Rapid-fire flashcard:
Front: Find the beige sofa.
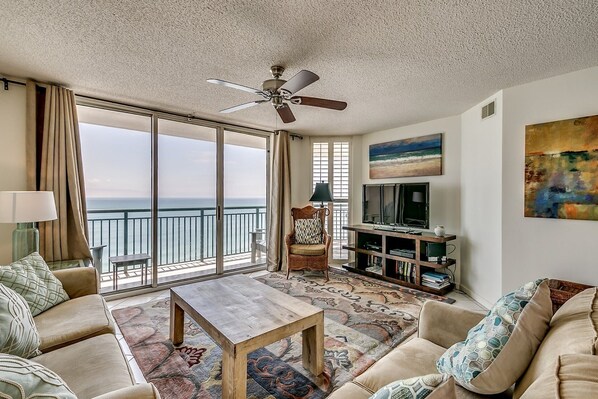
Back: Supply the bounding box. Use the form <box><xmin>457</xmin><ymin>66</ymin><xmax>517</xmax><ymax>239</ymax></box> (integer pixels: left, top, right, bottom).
<box><xmin>28</xmin><ymin>267</ymin><xmax>160</xmax><ymax>399</ymax></box>
<box><xmin>329</xmin><ymin>288</ymin><xmax>598</xmax><ymax>398</ymax></box>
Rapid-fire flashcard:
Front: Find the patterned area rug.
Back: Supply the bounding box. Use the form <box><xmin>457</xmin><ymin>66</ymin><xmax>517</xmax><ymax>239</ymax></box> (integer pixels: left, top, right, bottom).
<box><xmin>112</xmin><ymin>269</ymin><xmax>452</xmax><ymax>398</ymax></box>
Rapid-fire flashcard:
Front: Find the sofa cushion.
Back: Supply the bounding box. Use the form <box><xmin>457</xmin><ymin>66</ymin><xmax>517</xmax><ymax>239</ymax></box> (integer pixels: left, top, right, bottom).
<box><xmin>35</xmin><ymin>293</ymin><xmax>115</xmax><ymax>352</ymax></box>
<box><xmin>328</xmin><ymin>381</ymin><xmax>373</xmax><ymax>399</ymax></box>
<box><xmin>0</xmin><ymin>252</ymin><xmax>69</xmax><ymax>316</ymax></box>
<box><xmin>514</xmin><ymin>287</ymin><xmax>598</xmax><ymax>398</ymax></box>
<box><xmin>289</xmin><ymin>243</ymin><xmax>326</xmax><ymax>256</ymax></box>
<box><xmin>438</xmin><ymin>279</ymin><xmax>552</xmax><ymax>395</ymax></box>
<box><xmin>355</xmin><ymin>337</ymin><xmax>446</xmax><ymax>390</ymax></box>
<box><xmin>519</xmin><ymin>354</ymin><xmax>598</xmax><ymax>398</ymax></box>
<box><xmin>33</xmin><ymin>334</ymin><xmax>134</xmax><ymax>399</ymax></box>
<box><xmin>0</xmin><ymin>353</ymin><xmax>77</xmax><ymax>399</ymax></box>
<box><xmin>295</xmin><ymin>219</ymin><xmax>322</xmax><ymax>244</ymax></box>
<box><xmin>369</xmin><ymin>374</ymin><xmax>456</xmax><ymax>399</ymax></box>
<box><xmin>0</xmin><ymin>283</ymin><xmax>41</xmax><ymax>358</ymax></box>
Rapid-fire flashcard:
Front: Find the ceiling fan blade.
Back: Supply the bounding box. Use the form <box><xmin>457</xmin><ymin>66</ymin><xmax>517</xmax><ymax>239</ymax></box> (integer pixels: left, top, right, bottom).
<box><xmin>279</xmin><ymin>70</ymin><xmax>319</xmax><ymax>96</ymax></box>
<box><xmin>220</xmin><ymin>100</ymin><xmax>268</xmax><ymax>114</ymax></box>
<box><xmin>207</xmin><ymin>78</ymin><xmax>266</xmax><ymax>96</ymax></box>
<box><xmin>276</xmin><ymin>104</ymin><xmax>296</xmax><ymax>123</ymax></box>
<box><xmin>290</xmin><ymin>96</ymin><xmax>347</xmax><ymax>110</ymax></box>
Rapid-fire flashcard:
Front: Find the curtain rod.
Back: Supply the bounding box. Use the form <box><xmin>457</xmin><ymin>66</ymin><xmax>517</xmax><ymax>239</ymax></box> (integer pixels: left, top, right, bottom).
<box><xmin>1</xmin><ymin>77</ymin><xmax>26</xmax><ymax>90</ymax></box>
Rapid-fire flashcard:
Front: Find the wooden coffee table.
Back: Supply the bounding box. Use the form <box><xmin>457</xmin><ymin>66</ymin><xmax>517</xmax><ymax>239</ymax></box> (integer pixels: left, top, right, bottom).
<box><xmin>169</xmin><ymin>274</ymin><xmax>324</xmax><ymax>399</ymax></box>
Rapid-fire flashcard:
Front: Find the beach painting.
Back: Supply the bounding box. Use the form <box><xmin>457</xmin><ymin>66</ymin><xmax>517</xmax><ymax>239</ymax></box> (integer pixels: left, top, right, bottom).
<box><xmin>369</xmin><ymin>133</ymin><xmax>442</xmax><ymax>178</ymax></box>
<box><xmin>525</xmin><ymin>114</ymin><xmax>598</xmax><ymax>220</ymax></box>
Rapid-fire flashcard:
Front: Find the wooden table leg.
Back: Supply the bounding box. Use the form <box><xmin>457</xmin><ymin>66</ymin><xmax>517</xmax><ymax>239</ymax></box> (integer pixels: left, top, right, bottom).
<box><xmin>222</xmin><ymin>347</ymin><xmax>247</xmax><ymax>399</ymax></box>
<box><xmin>302</xmin><ymin>313</ymin><xmax>324</xmax><ymax>376</ymax></box>
<box><xmin>170</xmin><ymin>294</ymin><xmax>185</xmax><ymax>345</ymax></box>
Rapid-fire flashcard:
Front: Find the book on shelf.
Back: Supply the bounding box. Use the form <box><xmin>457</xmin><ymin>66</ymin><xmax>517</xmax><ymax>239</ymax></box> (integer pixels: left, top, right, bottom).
<box><xmin>421</xmin><ymin>271</ymin><xmax>450</xmax><ymax>289</ymax></box>
<box><xmin>396</xmin><ymin>261</ymin><xmax>416</xmax><ymax>278</ymax></box>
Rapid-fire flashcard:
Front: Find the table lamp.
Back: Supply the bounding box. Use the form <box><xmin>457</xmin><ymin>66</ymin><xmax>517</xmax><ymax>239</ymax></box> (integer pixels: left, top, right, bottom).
<box><xmin>0</xmin><ymin>191</ymin><xmax>58</xmax><ymax>261</ymax></box>
<box><xmin>310</xmin><ymin>182</ymin><xmax>334</xmax><ymax>214</ymax></box>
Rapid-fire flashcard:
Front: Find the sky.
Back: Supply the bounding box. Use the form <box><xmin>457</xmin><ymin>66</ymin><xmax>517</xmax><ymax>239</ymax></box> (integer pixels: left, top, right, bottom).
<box><xmin>79</xmin><ymin>123</ymin><xmax>267</xmax><ymax>199</ymax></box>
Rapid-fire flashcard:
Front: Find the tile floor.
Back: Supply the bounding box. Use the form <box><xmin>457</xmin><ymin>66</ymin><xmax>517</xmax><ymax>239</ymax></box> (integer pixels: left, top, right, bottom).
<box><xmin>106</xmin><ymin>270</ymin><xmax>487</xmax><ymax>384</ymax></box>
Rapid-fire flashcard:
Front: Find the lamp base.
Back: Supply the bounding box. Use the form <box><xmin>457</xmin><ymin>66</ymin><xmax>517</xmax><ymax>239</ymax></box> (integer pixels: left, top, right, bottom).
<box><xmin>12</xmin><ymin>222</ymin><xmax>39</xmax><ymax>261</ymax></box>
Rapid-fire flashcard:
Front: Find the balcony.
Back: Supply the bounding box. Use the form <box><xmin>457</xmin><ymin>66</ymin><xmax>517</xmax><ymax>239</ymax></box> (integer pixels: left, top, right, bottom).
<box><xmin>87</xmin><ymin>205</ymin><xmax>267</xmax><ymax>292</ymax></box>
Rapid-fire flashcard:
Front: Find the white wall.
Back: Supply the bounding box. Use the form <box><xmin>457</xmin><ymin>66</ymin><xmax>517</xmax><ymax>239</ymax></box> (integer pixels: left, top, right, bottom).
<box><xmin>501</xmin><ymin>66</ymin><xmax>598</xmax><ymax>292</ymax></box>
<box><xmin>358</xmin><ymin>116</ymin><xmax>463</xmax><ymax>286</ymax></box>
<box><xmin>460</xmin><ymin>92</ymin><xmax>503</xmax><ymax>307</ymax></box>
<box><xmin>0</xmin><ymin>85</ymin><xmax>28</xmax><ymax>264</ymax></box>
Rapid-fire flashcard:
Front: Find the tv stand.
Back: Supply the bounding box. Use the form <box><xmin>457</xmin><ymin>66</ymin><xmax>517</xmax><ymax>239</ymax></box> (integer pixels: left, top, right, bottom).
<box><xmin>342</xmin><ymin>225</ymin><xmax>456</xmax><ymax>295</ymax></box>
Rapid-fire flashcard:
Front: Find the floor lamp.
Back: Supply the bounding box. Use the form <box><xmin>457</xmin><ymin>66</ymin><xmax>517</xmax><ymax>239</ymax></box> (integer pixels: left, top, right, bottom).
<box><xmin>0</xmin><ymin>191</ymin><xmax>58</xmax><ymax>261</ymax></box>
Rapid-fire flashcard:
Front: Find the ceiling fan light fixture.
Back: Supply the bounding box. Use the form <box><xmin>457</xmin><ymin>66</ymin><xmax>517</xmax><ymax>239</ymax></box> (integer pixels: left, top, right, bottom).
<box><xmin>209</xmin><ymin>65</ymin><xmax>346</xmax><ymax>123</ymax></box>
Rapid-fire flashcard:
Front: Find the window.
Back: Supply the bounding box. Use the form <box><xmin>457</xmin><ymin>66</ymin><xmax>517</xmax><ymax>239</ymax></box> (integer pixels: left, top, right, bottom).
<box><xmin>311</xmin><ymin>140</ymin><xmax>350</xmax><ymax>260</ymax></box>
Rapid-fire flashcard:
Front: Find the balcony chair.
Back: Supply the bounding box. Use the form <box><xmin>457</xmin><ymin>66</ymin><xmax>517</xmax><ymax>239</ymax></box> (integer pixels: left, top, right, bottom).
<box><xmin>285</xmin><ymin>205</ymin><xmax>331</xmax><ymax>281</ymax></box>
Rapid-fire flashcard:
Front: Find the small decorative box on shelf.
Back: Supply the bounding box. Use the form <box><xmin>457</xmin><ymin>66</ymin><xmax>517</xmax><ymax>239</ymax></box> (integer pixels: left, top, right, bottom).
<box><xmin>341</xmin><ymin>224</ymin><xmax>457</xmax><ymax>295</ymax></box>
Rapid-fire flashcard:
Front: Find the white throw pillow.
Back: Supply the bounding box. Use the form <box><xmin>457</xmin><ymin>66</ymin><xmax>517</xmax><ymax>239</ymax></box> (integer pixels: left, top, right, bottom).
<box><xmin>0</xmin><ymin>353</ymin><xmax>77</xmax><ymax>398</ymax></box>
<box><xmin>369</xmin><ymin>374</ymin><xmax>455</xmax><ymax>399</ymax></box>
<box><xmin>0</xmin><ymin>252</ymin><xmax>69</xmax><ymax>316</ymax></box>
<box><xmin>0</xmin><ymin>284</ymin><xmax>41</xmax><ymax>358</ymax></box>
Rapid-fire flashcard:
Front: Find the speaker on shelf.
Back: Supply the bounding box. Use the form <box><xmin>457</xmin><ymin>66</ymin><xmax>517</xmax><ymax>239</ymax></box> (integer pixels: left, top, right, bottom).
<box><xmin>426</xmin><ymin>242</ymin><xmax>446</xmax><ymax>258</ymax></box>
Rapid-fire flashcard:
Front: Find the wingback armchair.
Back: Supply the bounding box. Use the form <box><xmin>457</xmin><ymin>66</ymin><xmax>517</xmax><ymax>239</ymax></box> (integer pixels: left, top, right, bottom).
<box><xmin>285</xmin><ymin>205</ymin><xmax>331</xmax><ymax>281</ymax></box>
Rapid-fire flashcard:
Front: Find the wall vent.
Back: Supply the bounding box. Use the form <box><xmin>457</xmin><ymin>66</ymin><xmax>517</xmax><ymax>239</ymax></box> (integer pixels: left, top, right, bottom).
<box><xmin>481</xmin><ymin>101</ymin><xmax>495</xmax><ymax>119</ymax></box>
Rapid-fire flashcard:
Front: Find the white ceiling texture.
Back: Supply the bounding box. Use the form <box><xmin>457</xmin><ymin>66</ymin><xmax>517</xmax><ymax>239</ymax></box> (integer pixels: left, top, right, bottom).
<box><xmin>1</xmin><ymin>1</ymin><xmax>597</xmax><ymax>135</ymax></box>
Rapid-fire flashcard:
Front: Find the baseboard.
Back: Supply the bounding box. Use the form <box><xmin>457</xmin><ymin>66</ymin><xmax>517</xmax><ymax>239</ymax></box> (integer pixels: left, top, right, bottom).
<box><xmin>459</xmin><ymin>284</ymin><xmax>494</xmax><ymax>310</ymax></box>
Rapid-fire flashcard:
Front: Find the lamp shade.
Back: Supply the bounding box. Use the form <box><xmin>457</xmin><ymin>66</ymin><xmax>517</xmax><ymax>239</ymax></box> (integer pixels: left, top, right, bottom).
<box><xmin>0</xmin><ymin>191</ymin><xmax>58</xmax><ymax>223</ymax></box>
<box><xmin>412</xmin><ymin>191</ymin><xmax>425</xmax><ymax>203</ymax></box>
<box><xmin>310</xmin><ymin>182</ymin><xmax>334</xmax><ymax>203</ymax></box>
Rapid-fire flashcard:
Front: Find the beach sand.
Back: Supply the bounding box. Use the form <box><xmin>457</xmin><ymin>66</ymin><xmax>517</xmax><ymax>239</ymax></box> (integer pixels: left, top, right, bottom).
<box><xmin>369</xmin><ymin>157</ymin><xmax>441</xmax><ymax>178</ymax></box>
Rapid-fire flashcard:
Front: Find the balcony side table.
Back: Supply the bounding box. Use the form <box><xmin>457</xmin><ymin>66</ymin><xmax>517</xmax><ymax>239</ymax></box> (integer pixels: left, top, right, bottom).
<box><xmin>109</xmin><ymin>253</ymin><xmax>150</xmax><ymax>290</ymax></box>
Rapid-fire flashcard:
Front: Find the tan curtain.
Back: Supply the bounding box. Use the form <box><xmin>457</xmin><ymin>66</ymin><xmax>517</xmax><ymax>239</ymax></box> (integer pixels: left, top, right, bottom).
<box><xmin>26</xmin><ymin>81</ymin><xmax>92</xmax><ymax>262</ymax></box>
<box><xmin>267</xmin><ymin>130</ymin><xmax>292</xmax><ymax>272</ymax></box>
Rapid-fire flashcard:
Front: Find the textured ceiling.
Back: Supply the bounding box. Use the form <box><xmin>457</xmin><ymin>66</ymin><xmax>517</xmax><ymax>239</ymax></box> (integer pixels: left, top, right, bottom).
<box><xmin>1</xmin><ymin>1</ymin><xmax>597</xmax><ymax>136</ymax></box>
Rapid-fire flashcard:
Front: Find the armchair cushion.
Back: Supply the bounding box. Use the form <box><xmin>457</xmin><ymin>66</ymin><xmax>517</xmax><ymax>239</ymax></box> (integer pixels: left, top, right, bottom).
<box><xmin>289</xmin><ymin>244</ymin><xmax>327</xmax><ymax>256</ymax></box>
<box><xmin>294</xmin><ymin>219</ymin><xmax>323</xmax><ymax>244</ymax></box>
<box><xmin>0</xmin><ymin>252</ymin><xmax>69</xmax><ymax>316</ymax></box>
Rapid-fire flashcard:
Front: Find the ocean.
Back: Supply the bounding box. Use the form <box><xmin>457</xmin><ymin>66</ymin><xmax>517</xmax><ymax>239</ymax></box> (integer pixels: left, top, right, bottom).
<box><xmin>86</xmin><ymin>197</ymin><xmax>267</xmax><ymax>273</ymax></box>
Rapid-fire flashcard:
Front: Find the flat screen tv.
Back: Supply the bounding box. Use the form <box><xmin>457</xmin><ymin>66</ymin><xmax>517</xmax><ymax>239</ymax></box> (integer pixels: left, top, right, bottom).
<box><xmin>362</xmin><ymin>183</ymin><xmax>429</xmax><ymax>229</ymax></box>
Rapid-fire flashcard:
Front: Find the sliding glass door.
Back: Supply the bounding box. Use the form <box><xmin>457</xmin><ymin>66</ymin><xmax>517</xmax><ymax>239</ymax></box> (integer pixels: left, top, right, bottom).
<box><xmin>78</xmin><ymin>101</ymin><xmax>269</xmax><ymax>293</ymax></box>
<box><xmin>223</xmin><ymin>130</ymin><xmax>268</xmax><ymax>271</ymax></box>
<box><xmin>157</xmin><ymin>119</ymin><xmax>217</xmax><ymax>283</ymax></box>
<box><xmin>78</xmin><ymin>105</ymin><xmax>153</xmax><ymax>293</ymax></box>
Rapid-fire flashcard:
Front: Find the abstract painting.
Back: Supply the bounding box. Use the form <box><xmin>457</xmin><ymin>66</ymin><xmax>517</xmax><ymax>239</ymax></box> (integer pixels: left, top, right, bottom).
<box><xmin>369</xmin><ymin>133</ymin><xmax>442</xmax><ymax>178</ymax></box>
<box><xmin>525</xmin><ymin>114</ymin><xmax>598</xmax><ymax>220</ymax></box>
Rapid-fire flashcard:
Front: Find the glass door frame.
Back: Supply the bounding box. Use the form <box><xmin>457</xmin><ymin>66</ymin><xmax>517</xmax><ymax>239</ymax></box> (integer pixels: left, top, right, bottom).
<box><xmin>76</xmin><ymin>96</ymin><xmax>271</xmax><ymax>290</ymax></box>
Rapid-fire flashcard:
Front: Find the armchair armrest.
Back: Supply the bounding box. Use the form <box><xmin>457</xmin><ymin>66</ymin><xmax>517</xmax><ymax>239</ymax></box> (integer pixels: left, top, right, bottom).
<box><xmin>53</xmin><ymin>267</ymin><xmax>100</xmax><ymax>298</ymax></box>
<box><xmin>418</xmin><ymin>301</ymin><xmax>485</xmax><ymax>349</ymax></box>
<box><xmin>285</xmin><ymin>231</ymin><xmax>295</xmax><ymax>248</ymax></box>
<box><xmin>93</xmin><ymin>383</ymin><xmax>161</xmax><ymax>399</ymax></box>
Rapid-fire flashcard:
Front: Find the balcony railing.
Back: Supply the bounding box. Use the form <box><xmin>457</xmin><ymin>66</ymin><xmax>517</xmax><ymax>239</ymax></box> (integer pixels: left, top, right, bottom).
<box><xmin>87</xmin><ymin>206</ymin><xmax>266</xmax><ymax>274</ymax></box>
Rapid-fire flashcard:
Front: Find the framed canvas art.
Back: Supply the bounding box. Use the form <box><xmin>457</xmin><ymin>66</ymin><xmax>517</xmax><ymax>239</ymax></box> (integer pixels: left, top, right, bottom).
<box><xmin>525</xmin><ymin>114</ymin><xmax>598</xmax><ymax>220</ymax></box>
<box><xmin>369</xmin><ymin>133</ymin><xmax>442</xmax><ymax>179</ymax></box>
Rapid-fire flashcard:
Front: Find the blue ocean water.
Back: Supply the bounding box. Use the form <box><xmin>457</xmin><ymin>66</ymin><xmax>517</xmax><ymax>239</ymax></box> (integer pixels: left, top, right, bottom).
<box><xmin>86</xmin><ymin>197</ymin><xmax>267</xmax><ymax>273</ymax></box>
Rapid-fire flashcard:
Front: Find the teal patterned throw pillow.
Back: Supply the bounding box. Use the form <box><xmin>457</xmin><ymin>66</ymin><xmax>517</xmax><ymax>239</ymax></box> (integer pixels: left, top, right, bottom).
<box><xmin>369</xmin><ymin>374</ymin><xmax>455</xmax><ymax>399</ymax></box>
<box><xmin>295</xmin><ymin>219</ymin><xmax>323</xmax><ymax>244</ymax></box>
<box><xmin>0</xmin><ymin>354</ymin><xmax>77</xmax><ymax>399</ymax></box>
<box><xmin>437</xmin><ymin>279</ymin><xmax>552</xmax><ymax>395</ymax></box>
<box><xmin>0</xmin><ymin>284</ymin><xmax>41</xmax><ymax>358</ymax></box>
<box><xmin>0</xmin><ymin>252</ymin><xmax>69</xmax><ymax>316</ymax></box>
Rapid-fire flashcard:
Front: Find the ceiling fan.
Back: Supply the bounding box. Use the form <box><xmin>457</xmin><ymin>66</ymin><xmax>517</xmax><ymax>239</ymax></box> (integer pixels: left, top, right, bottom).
<box><xmin>207</xmin><ymin>65</ymin><xmax>347</xmax><ymax>123</ymax></box>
